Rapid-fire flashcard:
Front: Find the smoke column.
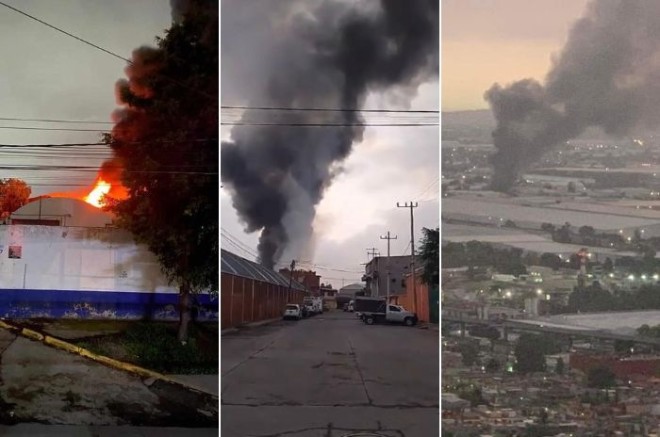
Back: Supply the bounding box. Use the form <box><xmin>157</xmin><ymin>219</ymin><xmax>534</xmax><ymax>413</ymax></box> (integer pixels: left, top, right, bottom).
<box><xmin>221</xmin><ymin>0</ymin><xmax>438</xmax><ymax>269</ymax></box>
<box><xmin>486</xmin><ymin>0</ymin><xmax>660</xmax><ymax>192</ymax></box>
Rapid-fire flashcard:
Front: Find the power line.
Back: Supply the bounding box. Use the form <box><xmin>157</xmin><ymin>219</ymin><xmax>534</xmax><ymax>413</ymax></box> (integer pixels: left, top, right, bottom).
<box><xmin>0</xmin><ymin>138</ymin><xmax>217</xmax><ymax>148</ymax></box>
<box><xmin>414</xmin><ymin>176</ymin><xmax>440</xmax><ymax>201</ymax></box>
<box><xmin>0</xmin><ymin>116</ymin><xmax>112</xmax><ymax>125</ymax></box>
<box><xmin>221</xmin><ymin>122</ymin><xmax>438</xmax><ymax>127</ymax></box>
<box><xmin>0</xmin><ymin>1</ymin><xmax>216</xmax><ymax>101</ymax></box>
<box><xmin>0</xmin><ymin>126</ymin><xmax>108</xmax><ymax>132</ymax></box>
<box><xmin>220</xmin><ymin>228</ymin><xmax>258</xmax><ymax>259</ymax></box>
<box><xmin>221</xmin><ymin>105</ymin><xmax>439</xmax><ymax>114</ymax></box>
<box><xmin>0</xmin><ymin>1</ymin><xmax>131</xmax><ymax>63</ymax></box>
<box><xmin>0</xmin><ymin>165</ymin><xmax>217</xmax><ymax>175</ymax></box>
<box><xmin>293</xmin><ymin>261</ymin><xmax>363</xmax><ymax>273</ymax></box>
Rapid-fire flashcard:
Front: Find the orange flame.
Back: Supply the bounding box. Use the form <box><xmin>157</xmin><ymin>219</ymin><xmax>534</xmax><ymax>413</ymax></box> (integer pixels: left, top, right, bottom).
<box><xmin>84</xmin><ymin>179</ymin><xmax>111</xmax><ymax>208</ymax></box>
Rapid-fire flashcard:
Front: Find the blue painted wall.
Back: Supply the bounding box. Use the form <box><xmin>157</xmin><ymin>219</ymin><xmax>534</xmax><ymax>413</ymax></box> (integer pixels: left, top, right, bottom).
<box><xmin>0</xmin><ymin>288</ymin><xmax>218</xmax><ymax>321</ymax></box>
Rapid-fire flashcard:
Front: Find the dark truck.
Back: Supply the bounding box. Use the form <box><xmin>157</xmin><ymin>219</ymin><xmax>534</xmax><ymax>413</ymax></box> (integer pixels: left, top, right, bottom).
<box><xmin>354</xmin><ymin>296</ymin><xmax>418</xmax><ymax>326</ymax></box>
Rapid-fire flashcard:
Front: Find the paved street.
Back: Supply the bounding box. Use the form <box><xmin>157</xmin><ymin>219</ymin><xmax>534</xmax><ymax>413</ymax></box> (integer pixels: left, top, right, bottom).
<box><xmin>221</xmin><ymin>310</ymin><xmax>439</xmax><ymax>437</ymax></box>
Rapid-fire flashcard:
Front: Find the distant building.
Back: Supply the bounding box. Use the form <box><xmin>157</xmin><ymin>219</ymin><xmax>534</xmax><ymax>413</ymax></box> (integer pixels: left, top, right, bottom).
<box><xmin>363</xmin><ymin>255</ymin><xmax>412</xmax><ymax>298</ymax></box>
<box><xmin>319</xmin><ymin>283</ymin><xmax>337</xmax><ymax>297</ymax></box>
<box><xmin>336</xmin><ymin>282</ymin><xmax>365</xmax><ymax>306</ymax></box>
<box><xmin>279</xmin><ymin>268</ymin><xmax>321</xmax><ymax>295</ymax></box>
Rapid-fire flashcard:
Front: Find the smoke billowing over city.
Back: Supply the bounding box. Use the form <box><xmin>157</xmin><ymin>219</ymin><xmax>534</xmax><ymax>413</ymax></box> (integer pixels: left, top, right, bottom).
<box><xmin>487</xmin><ymin>0</ymin><xmax>660</xmax><ymax>191</ymax></box>
<box><xmin>221</xmin><ymin>0</ymin><xmax>438</xmax><ymax>268</ymax></box>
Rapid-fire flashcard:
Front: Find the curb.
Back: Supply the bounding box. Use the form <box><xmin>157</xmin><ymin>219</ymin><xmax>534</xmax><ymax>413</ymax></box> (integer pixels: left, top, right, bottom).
<box><xmin>0</xmin><ymin>319</ymin><xmax>219</xmax><ymax>402</ymax></box>
<box><xmin>221</xmin><ymin>317</ymin><xmax>281</xmax><ymax>336</ymax></box>
<box><xmin>417</xmin><ymin>323</ymin><xmax>439</xmax><ymax>331</ymax></box>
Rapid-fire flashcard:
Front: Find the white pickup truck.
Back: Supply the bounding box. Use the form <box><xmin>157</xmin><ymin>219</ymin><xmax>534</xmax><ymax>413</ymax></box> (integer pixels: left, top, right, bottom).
<box><xmin>354</xmin><ymin>297</ymin><xmax>418</xmax><ymax>326</ymax></box>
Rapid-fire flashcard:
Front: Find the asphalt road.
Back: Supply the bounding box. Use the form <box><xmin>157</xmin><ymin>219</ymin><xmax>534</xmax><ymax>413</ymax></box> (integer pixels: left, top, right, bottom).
<box><xmin>221</xmin><ymin>310</ymin><xmax>439</xmax><ymax>437</ymax></box>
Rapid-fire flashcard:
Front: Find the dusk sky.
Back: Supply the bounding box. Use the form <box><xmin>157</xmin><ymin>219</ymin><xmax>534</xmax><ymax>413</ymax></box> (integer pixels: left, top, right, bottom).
<box><xmin>443</xmin><ymin>0</ymin><xmax>590</xmax><ymax>111</ymax></box>
<box><xmin>0</xmin><ymin>0</ymin><xmax>171</xmax><ymax>196</ymax></box>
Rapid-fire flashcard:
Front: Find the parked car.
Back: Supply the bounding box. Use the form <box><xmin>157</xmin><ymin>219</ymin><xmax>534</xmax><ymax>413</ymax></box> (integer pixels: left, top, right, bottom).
<box><xmin>283</xmin><ymin>304</ymin><xmax>302</xmax><ymax>320</ymax></box>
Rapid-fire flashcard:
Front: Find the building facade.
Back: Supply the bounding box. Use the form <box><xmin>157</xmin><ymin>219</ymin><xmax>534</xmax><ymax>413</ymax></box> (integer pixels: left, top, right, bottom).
<box><xmin>0</xmin><ymin>198</ymin><xmax>217</xmax><ymax>320</ymax></box>
<box><xmin>279</xmin><ymin>268</ymin><xmax>321</xmax><ymax>295</ymax></box>
<box><xmin>363</xmin><ymin>255</ymin><xmax>413</xmax><ymax>298</ymax></box>
<box><xmin>223</xmin><ymin>250</ymin><xmax>308</xmax><ymax>329</ymax></box>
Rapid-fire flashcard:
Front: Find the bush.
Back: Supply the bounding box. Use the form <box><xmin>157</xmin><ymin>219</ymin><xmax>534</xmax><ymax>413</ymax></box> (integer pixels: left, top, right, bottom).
<box><xmin>122</xmin><ymin>323</ymin><xmax>211</xmax><ymax>374</ymax></box>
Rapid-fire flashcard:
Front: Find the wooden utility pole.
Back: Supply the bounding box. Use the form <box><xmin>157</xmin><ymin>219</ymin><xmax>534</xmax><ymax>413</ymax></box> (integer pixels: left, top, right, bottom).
<box><xmin>380</xmin><ymin>231</ymin><xmax>397</xmax><ymax>306</ymax></box>
<box><xmin>397</xmin><ymin>201</ymin><xmax>418</xmax><ymax>313</ymax></box>
<box><xmin>286</xmin><ymin>259</ymin><xmax>296</xmax><ymax>297</ymax></box>
<box><xmin>366</xmin><ymin>247</ymin><xmax>380</xmax><ymax>297</ymax></box>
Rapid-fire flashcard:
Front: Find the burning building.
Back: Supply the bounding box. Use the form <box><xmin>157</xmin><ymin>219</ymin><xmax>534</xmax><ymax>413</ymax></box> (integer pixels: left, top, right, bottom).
<box><xmin>0</xmin><ymin>195</ymin><xmax>217</xmax><ymax>320</ymax></box>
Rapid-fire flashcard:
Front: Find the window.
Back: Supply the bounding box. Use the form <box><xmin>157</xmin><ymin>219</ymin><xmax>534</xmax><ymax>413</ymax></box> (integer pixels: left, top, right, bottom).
<box><xmin>388</xmin><ymin>305</ymin><xmax>400</xmax><ymax>312</ymax></box>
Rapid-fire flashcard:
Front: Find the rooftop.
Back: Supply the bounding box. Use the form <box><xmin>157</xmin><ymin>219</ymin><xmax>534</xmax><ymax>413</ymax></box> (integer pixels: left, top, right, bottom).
<box><xmin>221</xmin><ymin>249</ymin><xmax>307</xmax><ymax>291</ymax></box>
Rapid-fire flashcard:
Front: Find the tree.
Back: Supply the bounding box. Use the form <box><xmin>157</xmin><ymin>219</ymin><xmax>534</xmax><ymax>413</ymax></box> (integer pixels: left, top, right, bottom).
<box><xmin>540</xmin><ymin>223</ymin><xmax>555</xmax><ymax>234</ymax></box>
<box><xmin>503</xmin><ymin>219</ymin><xmax>517</xmax><ymax>228</ymax></box>
<box><xmin>587</xmin><ymin>365</ymin><xmax>616</xmax><ymax>389</ymax></box>
<box><xmin>107</xmin><ymin>0</ymin><xmax>218</xmax><ymax>342</ymax></box>
<box><xmin>419</xmin><ymin>227</ymin><xmax>439</xmax><ymax>285</ymax></box>
<box><xmin>459</xmin><ymin>341</ymin><xmax>479</xmax><ymax>367</ymax></box>
<box><xmin>540</xmin><ymin>253</ymin><xmax>562</xmax><ymax>270</ymax></box>
<box><xmin>578</xmin><ymin>226</ymin><xmax>596</xmax><ymax>244</ymax></box>
<box><xmin>0</xmin><ymin>179</ymin><xmax>31</xmax><ymax>217</ymax></box>
<box><xmin>486</xmin><ymin>358</ymin><xmax>500</xmax><ymax>373</ymax></box>
<box><xmin>614</xmin><ymin>340</ymin><xmax>635</xmax><ymax>353</ymax></box>
<box><xmin>514</xmin><ymin>333</ymin><xmax>547</xmax><ymax>373</ymax></box>
<box><xmin>554</xmin><ymin>222</ymin><xmax>572</xmax><ymax>243</ymax></box>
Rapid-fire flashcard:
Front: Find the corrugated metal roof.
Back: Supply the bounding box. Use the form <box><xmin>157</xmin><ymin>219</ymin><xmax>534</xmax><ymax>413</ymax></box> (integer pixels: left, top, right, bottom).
<box><xmin>221</xmin><ymin>249</ymin><xmax>308</xmax><ymax>291</ymax></box>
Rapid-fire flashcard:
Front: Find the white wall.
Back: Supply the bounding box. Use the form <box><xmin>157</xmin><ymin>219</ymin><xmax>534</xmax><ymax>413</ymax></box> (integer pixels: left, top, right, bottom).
<box><xmin>0</xmin><ymin>225</ymin><xmax>177</xmax><ymax>293</ymax></box>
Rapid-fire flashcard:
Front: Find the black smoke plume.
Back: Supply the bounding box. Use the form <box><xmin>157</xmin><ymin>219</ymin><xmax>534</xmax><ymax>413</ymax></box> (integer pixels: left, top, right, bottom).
<box><xmin>221</xmin><ymin>0</ymin><xmax>438</xmax><ymax>269</ymax></box>
<box><xmin>487</xmin><ymin>0</ymin><xmax>660</xmax><ymax>192</ymax></box>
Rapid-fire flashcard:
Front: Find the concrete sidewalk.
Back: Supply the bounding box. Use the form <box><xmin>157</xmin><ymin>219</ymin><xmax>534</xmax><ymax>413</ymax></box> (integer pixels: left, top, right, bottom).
<box><xmin>0</xmin><ymin>424</ymin><xmax>218</xmax><ymax>436</ymax></box>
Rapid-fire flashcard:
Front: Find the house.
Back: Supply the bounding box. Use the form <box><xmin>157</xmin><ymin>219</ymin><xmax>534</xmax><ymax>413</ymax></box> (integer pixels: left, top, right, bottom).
<box><xmin>363</xmin><ymin>255</ymin><xmax>412</xmax><ymax>297</ymax></box>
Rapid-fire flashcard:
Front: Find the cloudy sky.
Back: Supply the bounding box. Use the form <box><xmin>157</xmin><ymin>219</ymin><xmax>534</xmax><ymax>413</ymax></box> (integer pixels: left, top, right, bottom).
<box><xmin>221</xmin><ymin>0</ymin><xmax>439</xmax><ymax>289</ymax></box>
<box><xmin>0</xmin><ymin>0</ymin><xmax>172</xmax><ymax>196</ymax></box>
<box><xmin>443</xmin><ymin>0</ymin><xmax>590</xmax><ymax>111</ymax></box>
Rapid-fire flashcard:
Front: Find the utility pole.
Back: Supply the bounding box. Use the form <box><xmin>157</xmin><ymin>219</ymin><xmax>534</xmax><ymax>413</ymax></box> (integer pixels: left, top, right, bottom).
<box><xmin>397</xmin><ymin>201</ymin><xmax>418</xmax><ymax>313</ymax></box>
<box><xmin>380</xmin><ymin>231</ymin><xmax>397</xmax><ymax>307</ymax></box>
<box><xmin>286</xmin><ymin>259</ymin><xmax>296</xmax><ymax>295</ymax></box>
<box><xmin>366</xmin><ymin>247</ymin><xmax>380</xmax><ymax>297</ymax></box>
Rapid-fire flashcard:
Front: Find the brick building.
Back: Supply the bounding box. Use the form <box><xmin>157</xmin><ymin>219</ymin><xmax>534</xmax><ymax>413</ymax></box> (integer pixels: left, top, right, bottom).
<box><xmin>278</xmin><ymin>268</ymin><xmax>321</xmax><ymax>295</ymax></box>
